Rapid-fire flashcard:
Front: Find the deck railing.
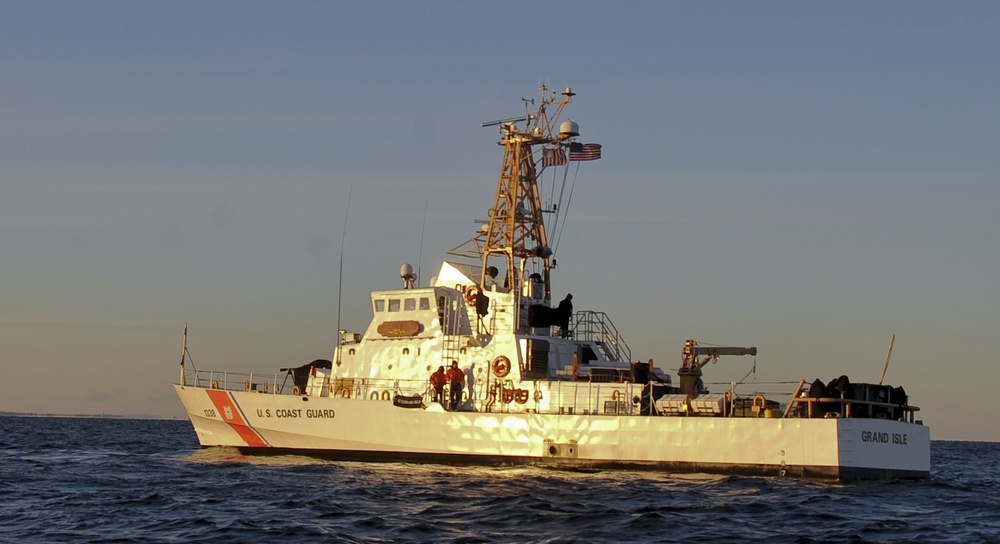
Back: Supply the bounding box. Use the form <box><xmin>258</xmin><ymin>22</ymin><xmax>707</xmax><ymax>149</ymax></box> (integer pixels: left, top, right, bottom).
<box><xmin>181</xmin><ymin>368</ymin><xmax>920</xmax><ymax>423</ymax></box>
<box><xmin>572</xmin><ymin>310</ymin><xmax>631</xmax><ymax>362</ymax></box>
<box><xmin>182</xmin><ymin>368</ymin><xmax>283</xmax><ymax>394</ymax></box>
<box><xmin>784</xmin><ymin>395</ymin><xmax>921</xmax><ymax>423</ymax></box>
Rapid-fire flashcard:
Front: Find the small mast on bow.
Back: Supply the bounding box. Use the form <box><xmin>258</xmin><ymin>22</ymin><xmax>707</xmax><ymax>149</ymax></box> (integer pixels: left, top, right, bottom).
<box><xmin>448</xmin><ymin>85</ymin><xmax>581</xmax><ymax>301</ymax></box>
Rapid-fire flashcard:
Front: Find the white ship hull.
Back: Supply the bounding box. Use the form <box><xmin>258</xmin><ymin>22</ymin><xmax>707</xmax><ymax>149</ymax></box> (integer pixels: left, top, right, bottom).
<box><xmin>174</xmin><ymin>384</ymin><xmax>930</xmax><ymax>481</ymax></box>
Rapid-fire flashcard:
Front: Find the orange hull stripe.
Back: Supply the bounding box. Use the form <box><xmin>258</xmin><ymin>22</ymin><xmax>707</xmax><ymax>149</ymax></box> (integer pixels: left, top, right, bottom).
<box><xmin>206</xmin><ymin>389</ymin><xmax>269</xmax><ymax>447</ymax></box>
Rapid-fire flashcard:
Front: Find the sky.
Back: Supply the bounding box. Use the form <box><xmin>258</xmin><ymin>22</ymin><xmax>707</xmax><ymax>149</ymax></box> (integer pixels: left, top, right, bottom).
<box><xmin>1</xmin><ymin>1</ymin><xmax>998</xmax><ymax>441</ymax></box>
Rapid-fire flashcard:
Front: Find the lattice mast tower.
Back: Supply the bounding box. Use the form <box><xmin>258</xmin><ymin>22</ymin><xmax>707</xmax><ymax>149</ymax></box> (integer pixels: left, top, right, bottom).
<box><xmin>448</xmin><ymin>85</ymin><xmax>579</xmax><ymax>302</ymax></box>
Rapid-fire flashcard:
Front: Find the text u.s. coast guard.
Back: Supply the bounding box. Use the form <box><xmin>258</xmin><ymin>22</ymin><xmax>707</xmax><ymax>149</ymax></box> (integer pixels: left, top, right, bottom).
<box><xmin>255</xmin><ymin>408</ymin><xmax>336</xmax><ymax>419</ymax></box>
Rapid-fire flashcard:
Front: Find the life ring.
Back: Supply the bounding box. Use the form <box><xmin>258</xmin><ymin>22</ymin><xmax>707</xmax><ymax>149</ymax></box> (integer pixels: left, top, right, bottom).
<box><xmin>501</xmin><ymin>389</ymin><xmax>515</xmax><ymax>404</ymax></box>
<box><xmin>382</xmin><ymin>390</ymin><xmax>391</xmax><ymax>401</ymax></box>
<box><xmin>492</xmin><ymin>356</ymin><xmax>511</xmax><ymax>378</ymax></box>
<box><xmin>465</xmin><ymin>288</ymin><xmax>479</xmax><ymax>306</ymax></box>
<box><xmin>514</xmin><ymin>389</ymin><xmax>529</xmax><ymax>404</ymax></box>
<box><xmin>292</xmin><ymin>386</ymin><xmax>302</xmax><ymax>396</ymax></box>
<box><xmin>210</xmin><ymin>380</ymin><xmax>220</xmax><ymax>390</ymax></box>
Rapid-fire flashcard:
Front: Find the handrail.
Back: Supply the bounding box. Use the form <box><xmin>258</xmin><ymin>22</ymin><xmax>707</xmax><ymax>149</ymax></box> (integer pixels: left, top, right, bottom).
<box><xmin>183</xmin><ymin>369</ymin><xmax>283</xmax><ymax>393</ymax></box>
<box><xmin>181</xmin><ymin>367</ymin><xmax>920</xmax><ymax>424</ymax></box>
<box><xmin>572</xmin><ymin>310</ymin><xmax>631</xmax><ymax>362</ymax></box>
<box><xmin>787</xmin><ymin>396</ymin><xmax>920</xmax><ymax>423</ymax></box>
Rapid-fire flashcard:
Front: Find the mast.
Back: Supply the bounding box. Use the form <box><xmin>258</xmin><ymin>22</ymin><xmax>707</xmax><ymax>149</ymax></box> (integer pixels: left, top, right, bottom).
<box><xmin>448</xmin><ymin>85</ymin><xmax>578</xmax><ymax>301</ymax></box>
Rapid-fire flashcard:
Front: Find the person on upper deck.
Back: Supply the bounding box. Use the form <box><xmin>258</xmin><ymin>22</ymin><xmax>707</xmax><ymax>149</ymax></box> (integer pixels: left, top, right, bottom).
<box><xmin>557</xmin><ymin>293</ymin><xmax>573</xmax><ymax>337</ymax></box>
<box><xmin>446</xmin><ymin>360</ymin><xmax>465</xmax><ymax>411</ymax></box>
<box><xmin>429</xmin><ymin>366</ymin><xmax>447</xmax><ymax>406</ymax></box>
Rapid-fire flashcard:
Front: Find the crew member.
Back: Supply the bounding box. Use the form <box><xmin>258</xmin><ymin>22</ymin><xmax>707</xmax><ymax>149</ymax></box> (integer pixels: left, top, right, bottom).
<box><xmin>446</xmin><ymin>360</ymin><xmax>465</xmax><ymax>411</ymax></box>
<box><xmin>557</xmin><ymin>293</ymin><xmax>573</xmax><ymax>337</ymax></box>
<box><xmin>429</xmin><ymin>366</ymin><xmax>447</xmax><ymax>405</ymax></box>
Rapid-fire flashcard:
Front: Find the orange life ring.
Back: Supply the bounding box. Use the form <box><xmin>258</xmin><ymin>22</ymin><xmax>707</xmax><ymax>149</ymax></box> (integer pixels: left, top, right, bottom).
<box><xmin>492</xmin><ymin>356</ymin><xmax>511</xmax><ymax>378</ymax></box>
<box><xmin>465</xmin><ymin>288</ymin><xmax>479</xmax><ymax>306</ymax></box>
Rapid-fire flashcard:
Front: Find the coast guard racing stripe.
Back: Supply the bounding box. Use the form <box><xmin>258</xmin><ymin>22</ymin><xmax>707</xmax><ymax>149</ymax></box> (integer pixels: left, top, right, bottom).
<box><xmin>205</xmin><ymin>390</ymin><xmax>269</xmax><ymax>447</ymax></box>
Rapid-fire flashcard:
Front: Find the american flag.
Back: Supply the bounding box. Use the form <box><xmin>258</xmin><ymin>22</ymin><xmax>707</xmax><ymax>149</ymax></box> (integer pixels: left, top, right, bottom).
<box><xmin>541</xmin><ymin>148</ymin><xmax>567</xmax><ymax>167</ymax></box>
<box><xmin>569</xmin><ymin>143</ymin><xmax>602</xmax><ymax>161</ymax></box>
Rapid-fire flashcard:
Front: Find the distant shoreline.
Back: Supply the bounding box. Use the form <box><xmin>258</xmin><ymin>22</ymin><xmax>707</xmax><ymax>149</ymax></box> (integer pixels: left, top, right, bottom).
<box><xmin>0</xmin><ymin>411</ymin><xmax>175</xmax><ymax>420</ymax></box>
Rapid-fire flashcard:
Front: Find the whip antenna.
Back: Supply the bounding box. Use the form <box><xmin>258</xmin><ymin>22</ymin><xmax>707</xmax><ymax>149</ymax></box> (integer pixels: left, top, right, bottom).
<box><xmin>418</xmin><ymin>198</ymin><xmax>428</xmax><ymax>288</ymax></box>
<box><xmin>879</xmin><ymin>333</ymin><xmax>895</xmax><ymax>385</ymax></box>
<box><xmin>334</xmin><ymin>185</ymin><xmax>353</xmax><ymax>365</ymax></box>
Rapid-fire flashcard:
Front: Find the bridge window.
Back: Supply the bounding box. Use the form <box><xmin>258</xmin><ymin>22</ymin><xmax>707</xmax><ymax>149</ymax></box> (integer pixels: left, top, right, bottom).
<box><xmin>388</xmin><ymin>299</ymin><xmax>401</xmax><ymax>312</ymax></box>
<box><xmin>404</xmin><ymin>298</ymin><xmax>416</xmax><ymax>311</ymax></box>
<box><xmin>374</xmin><ymin>300</ymin><xmax>385</xmax><ymax>312</ymax></box>
<box><xmin>420</xmin><ymin>298</ymin><xmax>431</xmax><ymax>310</ymax></box>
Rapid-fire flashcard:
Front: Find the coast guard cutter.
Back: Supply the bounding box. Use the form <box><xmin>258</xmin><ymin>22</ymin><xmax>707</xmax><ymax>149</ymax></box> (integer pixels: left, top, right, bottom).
<box><xmin>174</xmin><ymin>85</ymin><xmax>930</xmax><ymax>481</ymax></box>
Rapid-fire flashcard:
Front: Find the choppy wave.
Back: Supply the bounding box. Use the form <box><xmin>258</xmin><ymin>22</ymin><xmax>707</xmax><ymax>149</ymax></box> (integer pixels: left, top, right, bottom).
<box><xmin>1</xmin><ymin>416</ymin><xmax>997</xmax><ymax>543</ymax></box>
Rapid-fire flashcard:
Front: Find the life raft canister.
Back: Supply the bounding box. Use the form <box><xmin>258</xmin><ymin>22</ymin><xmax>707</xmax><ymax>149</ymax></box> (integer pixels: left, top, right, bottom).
<box><xmin>492</xmin><ymin>356</ymin><xmax>511</xmax><ymax>378</ymax></box>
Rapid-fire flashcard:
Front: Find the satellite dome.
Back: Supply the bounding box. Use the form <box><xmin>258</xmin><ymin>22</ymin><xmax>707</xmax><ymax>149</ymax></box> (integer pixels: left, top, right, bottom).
<box><xmin>400</xmin><ymin>263</ymin><xmax>417</xmax><ymax>288</ymax></box>
<box><xmin>558</xmin><ymin>119</ymin><xmax>580</xmax><ymax>140</ymax></box>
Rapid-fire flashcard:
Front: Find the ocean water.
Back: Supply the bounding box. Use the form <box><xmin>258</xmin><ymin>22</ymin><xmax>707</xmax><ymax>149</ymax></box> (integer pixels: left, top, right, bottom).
<box><xmin>0</xmin><ymin>416</ymin><xmax>997</xmax><ymax>544</ymax></box>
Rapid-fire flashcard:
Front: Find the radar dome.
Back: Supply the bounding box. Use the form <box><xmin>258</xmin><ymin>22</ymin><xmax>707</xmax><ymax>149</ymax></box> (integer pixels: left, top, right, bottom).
<box><xmin>400</xmin><ymin>263</ymin><xmax>417</xmax><ymax>289</ymax></box>
<box><xmin>558</xmin><ymin>119</ymin><xmax>579</xmax><ymax>140</ymax></box>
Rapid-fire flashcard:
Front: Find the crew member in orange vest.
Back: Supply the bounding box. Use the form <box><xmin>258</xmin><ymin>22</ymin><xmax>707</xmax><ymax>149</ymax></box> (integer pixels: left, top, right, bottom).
<box><xmin>429</xmin><ymin>366</ymin><xmax>446</xmax><ymax>406</ymax></box>
<box><xmin>446</xmin><ymin>360</ymin><xmax>465</xmax><ymax>411</ymax></box>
